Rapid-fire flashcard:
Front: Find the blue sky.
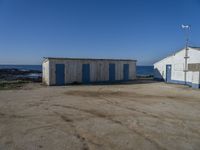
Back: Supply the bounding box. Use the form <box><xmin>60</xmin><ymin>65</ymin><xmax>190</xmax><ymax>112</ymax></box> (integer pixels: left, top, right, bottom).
<box><xmin>0</xmin><ymin>0</ymin><xmax>199</xmax><ymax>65</ymax></box>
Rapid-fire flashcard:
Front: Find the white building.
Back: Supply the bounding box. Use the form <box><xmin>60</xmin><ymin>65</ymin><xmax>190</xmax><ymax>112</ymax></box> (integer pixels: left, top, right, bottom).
<box><xmin>43</xmin><ymin>57</ymin><xmax>136</xmax><ymax>85</ymax></box>
<box><xmin>154</xmin><ymin>47</ymin><xmax>200</xmax><ymax>89</ymax></box>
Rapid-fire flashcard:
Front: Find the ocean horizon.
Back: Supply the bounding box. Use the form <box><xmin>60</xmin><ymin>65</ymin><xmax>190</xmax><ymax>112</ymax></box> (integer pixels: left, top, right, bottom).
<box><xmin>0</xmin><ymin>65</ymin><xmax>154</xmax><ymax>76</ymax></box>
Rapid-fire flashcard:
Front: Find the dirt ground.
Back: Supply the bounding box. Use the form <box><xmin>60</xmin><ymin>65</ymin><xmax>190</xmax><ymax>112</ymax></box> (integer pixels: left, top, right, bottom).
<box><xmin>0</xmin><ymin>80</ymin><xmax>200</xmax><ymax>150</ymax></box>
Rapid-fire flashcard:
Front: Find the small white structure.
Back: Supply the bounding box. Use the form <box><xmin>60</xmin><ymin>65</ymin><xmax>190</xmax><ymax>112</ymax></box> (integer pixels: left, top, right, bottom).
<box><xmin>154</xmin><ymin>47</ymin><xmax>200</xmax><ymax>89</ymax></box>
<box><xmin>43</xmin><ymin>57</ymin><xmax>136</xmax><ymax>85</ymax></box>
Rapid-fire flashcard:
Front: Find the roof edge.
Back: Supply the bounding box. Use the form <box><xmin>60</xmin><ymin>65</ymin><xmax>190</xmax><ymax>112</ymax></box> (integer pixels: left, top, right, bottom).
<box><xmin>189</xmin><ymin>46</ymin><xmax>200</xmax><ymax>50</ymax></box>
<box><xmin>154</xmin><ymin>46</ymin><xmax>200</xmax><ymax>65</ymax></box>
<box><xmin>43</xmin><ymin>57</ymin><xmax>137</xmax><ymax>62</ymax></box>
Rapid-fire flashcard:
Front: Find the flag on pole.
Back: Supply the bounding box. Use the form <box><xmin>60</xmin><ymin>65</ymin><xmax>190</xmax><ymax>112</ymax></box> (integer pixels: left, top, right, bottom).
<box><xmin>181</xmin><ymin>24</ymin><xmax>191</xmax><ymax>29</ymax></box>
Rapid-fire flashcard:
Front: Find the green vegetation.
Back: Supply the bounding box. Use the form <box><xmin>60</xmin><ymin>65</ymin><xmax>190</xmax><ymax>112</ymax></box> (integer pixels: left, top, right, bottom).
<box><xmin>0</xmin><ymin>80</ymin><xmax>30</xmax><ymax>90</ymax></box>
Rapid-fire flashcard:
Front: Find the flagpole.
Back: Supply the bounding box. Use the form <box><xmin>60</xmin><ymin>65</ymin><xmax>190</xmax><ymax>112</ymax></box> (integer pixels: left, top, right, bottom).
<box><xmin>182</xmin><ymin>25</ymin><xmax>190</xmax><ymax>85</ymax></box>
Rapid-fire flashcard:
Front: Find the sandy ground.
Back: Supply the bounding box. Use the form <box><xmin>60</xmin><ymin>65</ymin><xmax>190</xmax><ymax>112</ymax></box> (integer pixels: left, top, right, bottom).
<box><xmin>0</xmin><ymin>80</ymin><xmax>200</xmax><ymax>150</ymax></box>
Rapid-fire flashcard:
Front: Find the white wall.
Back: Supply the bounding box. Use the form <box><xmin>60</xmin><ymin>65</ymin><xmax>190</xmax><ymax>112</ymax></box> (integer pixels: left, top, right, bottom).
<box><xmin>154</xmin><ymin>55</ymin><xmax>174</xmax><ymax>80</ymax></box>
<box><xmin>191</xmin><ymin>72</ymin><xmax>200</xmax><ymax>88</ymax></box>
<box><xmin>42</xmin><ymin>60</ymin><xmax>50</xmax><ymax>85</ymax></box>
<box><xmin>192</xmin><ymin>72</ymin><xmax>200</xmax><ymax>84</ymax></box>
<box><xmin>43</xmin><ymin>59</ymin><xmax>136</xmax><ymax>85</ymax></box>
<box><xmin>188</xmin><ymin>48</ymin><xmax>200</xmax><ymax>64</ymax></box>
<box><xmin>154</xmin><ymin>47</ymin><xmax>200</xmax><ymax>84</ymax></box>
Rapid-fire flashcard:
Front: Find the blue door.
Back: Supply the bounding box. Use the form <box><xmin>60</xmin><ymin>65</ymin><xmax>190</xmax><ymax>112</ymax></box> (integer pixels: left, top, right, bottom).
<box><xmin>56</xmin><ymin>64</ymin><xmax>65</xmax><ymax>85</ymax></box>
<box><xmin>82</xmin><ymin>64</ymin><xmax>90</xmax><ymax>83</ymax></box>
<box><xmin>166</xmin><ymin>64</ymin><xmax>172</xmax><ymax>83</ymax></box>
<box><xmin>123</xmin><ymin>64</ymin><xmax>129</xmax><ymax>81</ymax></box>
<box><xmin>109</xmin><ymin>64</ymin><xmax>115</xmax><ymax>82</ymax></box>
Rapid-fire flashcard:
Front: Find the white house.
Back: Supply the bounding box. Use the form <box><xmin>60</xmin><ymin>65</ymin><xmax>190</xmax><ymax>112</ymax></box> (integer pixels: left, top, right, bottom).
<box><xmin>154</xmin><ymin>47</ymin><xmax>200</xmax><ymax>89</ymax></box>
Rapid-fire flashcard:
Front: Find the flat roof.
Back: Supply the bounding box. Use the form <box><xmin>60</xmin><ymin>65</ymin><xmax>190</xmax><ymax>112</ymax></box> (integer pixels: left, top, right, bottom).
<box><xmin>44</xmin><ymin>57</ymin><xmax>137</xmax><ymax>62</ymax></box>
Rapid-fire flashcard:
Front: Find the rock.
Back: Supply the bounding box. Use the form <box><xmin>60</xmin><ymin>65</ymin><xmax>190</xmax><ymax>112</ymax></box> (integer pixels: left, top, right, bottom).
<box><xmin>0</xmin><ymin>68</ymin><xmax>42</xmax><ymax>82</ymax></box>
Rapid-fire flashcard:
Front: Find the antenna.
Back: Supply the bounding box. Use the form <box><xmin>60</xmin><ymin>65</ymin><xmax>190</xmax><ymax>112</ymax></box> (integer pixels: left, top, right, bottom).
<box><xmin>181</xmin><ymin>24</ymin><xmax>191</xmax><ymax>48</ymax></box>
<box><xmin>181</xmin><ymin>24</ymin><xmax>191</xmax><ymax>84</ymax></box>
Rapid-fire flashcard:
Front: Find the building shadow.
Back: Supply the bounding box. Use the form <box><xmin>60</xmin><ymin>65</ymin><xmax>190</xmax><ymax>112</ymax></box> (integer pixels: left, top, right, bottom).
<box><xmin>154</xmin><ymin>68</ymin><xmax>164</xmax><ymax>81</ymax></box>
<box><xmin>67</xmin><ymin>78</ymin><xmax>163</xmax><ymax>86</ymax></box>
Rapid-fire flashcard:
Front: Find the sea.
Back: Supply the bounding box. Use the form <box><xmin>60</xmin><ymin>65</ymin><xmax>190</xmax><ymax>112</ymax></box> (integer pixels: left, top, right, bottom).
<box><xmin>137</xmin><ymin>66</ymin><xmax>154</xmax><ymax>76</ymax></box>
<box><xmin>0</xmin><ymin>65</ymin><xmax>42</xmax><ymax>71</ymax></box>
<box><xmin>0</xmin><ymin>65</ymin><xmax>154</xmax><ymax>76</ymax></box>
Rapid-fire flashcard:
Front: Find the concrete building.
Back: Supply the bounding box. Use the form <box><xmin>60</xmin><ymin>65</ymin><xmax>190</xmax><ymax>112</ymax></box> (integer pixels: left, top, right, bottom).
<box><xmin>154</xmin><ymin>47</ymin><xmax>200</xmax><ymax>89</ymax></box>
<box><xmin>42</xmin><ymin>57</ymin><xmax>136</xmax><ymax>85</ymax></box>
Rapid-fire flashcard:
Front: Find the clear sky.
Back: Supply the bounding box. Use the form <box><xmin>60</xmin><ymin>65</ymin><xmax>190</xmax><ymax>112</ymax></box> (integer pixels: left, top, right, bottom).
<box><xmin>0</xmin><ymin>0</ymin><xmax>199</xmax><ymax>65</ymax></box>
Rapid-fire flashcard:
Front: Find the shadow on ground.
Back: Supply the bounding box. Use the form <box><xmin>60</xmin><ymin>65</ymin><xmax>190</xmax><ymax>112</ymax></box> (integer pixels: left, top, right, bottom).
<box><xmin>64</xmin><ymin>78</ymin><xmax>163</xmax><ymax>86</ymax></box>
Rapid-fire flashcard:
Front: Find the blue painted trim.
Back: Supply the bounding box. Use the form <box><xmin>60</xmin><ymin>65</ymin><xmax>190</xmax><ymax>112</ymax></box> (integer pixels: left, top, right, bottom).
<box><xmin>55</xmin><ymin>64</ymin><xmax>65</xmax><ymax>85</ymax></box>
<box><xmin>192</xmin><ymin>83</ymin><xmax>200</xmax><ymax>89</ymax></box>
<box><xmin>167</xmin><ymin>79</ymin><xmax>200</xmax><ymax>89</ymax></box>
<box><xmin>123</xmin><ymin>64</ymin><xmax>129</xmax><ymax>81</ymax></box>
<box><xmin>109</xmin><ymin>64</ymin><xmax>116</xmax><ymax>82</ymax></box>
<box><xmin>154</xmin><ymin>77</ymin><xmax>200</xmax><ymax>89</ymax></box>
<box><xmin>82</xmin><ymin>64</ymin><xmax>90</xmax><ymax>83</ymax></box>
<box><xmin>166</xmin><ymin>64</ymin><xmax>172</xmax><ymax>83</ymax></box>
<box><xmin>169</xmin><ymin>80</ymin><xmax>186</xmax><ymax>85</ymax></box>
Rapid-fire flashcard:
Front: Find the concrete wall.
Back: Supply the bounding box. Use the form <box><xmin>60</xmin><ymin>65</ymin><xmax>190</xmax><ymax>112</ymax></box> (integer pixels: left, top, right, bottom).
<box><xmin>43</xmin><ymin>59</ymin><xmax>136</xmax><ymax>85</ymax></box>
<box><xmin>191</xmin><ymin>71</ymin><xmax>200</xmax><ymax>89</ymax></box>
<box><xmin>42</xmin><ymin>60</ymin><xmax>50</xmax><ymax>85</ymax></box>
<box><xmin>154</xmin><ymin>47</ymin><xmax>200</xmax><ymax>88</ymax></box>
<box><xmin>154</xmin><ymin>56</ymin><xmax>173</xmax><ymax>80</ymax></box>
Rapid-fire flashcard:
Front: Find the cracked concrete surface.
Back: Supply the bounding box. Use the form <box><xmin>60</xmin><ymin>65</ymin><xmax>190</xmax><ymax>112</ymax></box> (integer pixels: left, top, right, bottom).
<box><xmin>0</xmin><ymin>81</ymin><xmax>200</xmax><ymax>150</ymax></box>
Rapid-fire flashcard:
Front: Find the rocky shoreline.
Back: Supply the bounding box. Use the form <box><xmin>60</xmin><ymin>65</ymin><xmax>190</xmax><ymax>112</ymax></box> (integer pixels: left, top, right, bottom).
<box><xmin>0</xmin><ymin>68</ymin><xmax>42</xmax><ymax>81</ymax></box>
<box><xmin>0</xmin><ymin>68</ymin><xmax>42</xmax><ymax>90</ymax></box>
